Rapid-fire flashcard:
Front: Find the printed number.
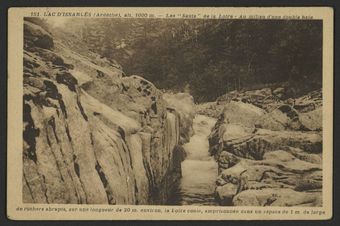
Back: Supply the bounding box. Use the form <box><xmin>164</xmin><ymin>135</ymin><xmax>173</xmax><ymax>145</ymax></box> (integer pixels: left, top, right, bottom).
<box><xmin>136</xmin><ymin>13</ymin><xmax>148</xmax><ymax>18</ymax></box>
<box><xmin>31</xmin><ymin>12</ymin><xmax>39</xmax><ymax>17</ymax></box>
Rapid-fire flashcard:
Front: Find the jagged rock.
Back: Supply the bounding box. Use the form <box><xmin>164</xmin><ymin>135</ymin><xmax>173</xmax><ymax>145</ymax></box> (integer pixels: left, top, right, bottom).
<box><xmin>210</xmin><ymin>90</ymin><xmax>323</xmax><ymax>207</ymax></box>
<box><xmin>256</xmin><ymin>104</ymin><xmax>322</xmax><ymax>132</ymax></box>
<box><xmin>76</xmin><ymin>64</ymin><xmax>185</xmax><ymax>204</ymax></box>
<box><xmin>233</xmin><ymin>188</ymin><xmax>321</xmax><ymax>206</ymax></box>
<box><xmin>209</xmin><ymin>103</ymin><xmax>322</xmax><ymax>159</ymax></box>
<box><xmin>81</xmin><ymin>91</ymin><xmax>141</xmax><ymax>134</ymax></box>
<box><xmin>215</xmin><ymin>88</ymin><xmax>322</xmax><ymax>116</ymax></box>
<box><xmin>256</xmin><ymin>104</ymin><xmax>303</xmax><ymax>131</ymax></box>
<box><xmin>284</xmin><ymin>146</ymin><xmax>322</xmax><ymax>164</ymax></box>
<box><xmin>24</xmin><ymin>21</ymin><xmax>54</xmax><ymax>50</ymax></box>
<box><xmin>299</xmin><ymin>107</ymin><xmax>322</xmax><ymax>131</ymax></box>
<box><xmin>273</xmin><ymin>87</ymin><xmax>285</xmax><ymax>98</ymax></box>
<box><xmin>225</xmin><ymin>129</ymin><xmax>321</xmax><ymax>159</ymax></box>
<box><xmin>217</xmin><ymin>151</ymin><xmax>241</xmax><ymax>173</ymax></box>
<box><xmin>294</xmin><ymin>89</ymin><xmax>322</xmax><ymax>113</ymax></box>
<box><xmin>163</xmin><ymin>93</ymin><xmax>195</xmax><ymax>144</ymax></box>
<box><xmin>216</xmin><ymin>88</ymin><xmax>272</xmax><ymax>106</ymax></box>
<box><xmin>195</xmin><ymin>101</ymin><xmax>224</xmax><ymax>118</ymax></box>
<box><xmin>215</xmin><ymin>183</ymin><xmax>238</xmax><ymax>206</ymax></box>
<box><xmin>22</xmin><ymin>20</ymin><xmax>191</xmax><ymax>205</ymax></box>
<box><xmin>215</xmin><ymin>150</ymin><xmax>322</xmax><ymax>206</ymax></box>
<box><xmin>215</xmin><ymin>88</ymin><xmax>286</xmax><ymax>112</ymax></box>
<box><xmin>207</xmin><ymin>102</ymin><xmax>260</xmax><ymax>156</ymax></box>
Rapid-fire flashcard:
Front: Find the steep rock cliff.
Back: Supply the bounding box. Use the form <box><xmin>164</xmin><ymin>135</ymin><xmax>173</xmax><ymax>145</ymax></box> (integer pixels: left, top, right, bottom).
<box><xmin>23</xmin><ymin>20</ymin><xmax>193</xmax><ymax>205</ymax></box>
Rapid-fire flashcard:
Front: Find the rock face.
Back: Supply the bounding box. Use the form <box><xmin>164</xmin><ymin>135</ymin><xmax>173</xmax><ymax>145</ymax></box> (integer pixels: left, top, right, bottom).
<box><xmin>209</xmin><ymin>89</ymin><xmax>322</xmax><ymax>206</ymax></box>
<box><xmin>23</xmin><ymin>20</ymin><xmax>193</xmax><ymax>204</ymax></box>
<box><xmin>195</xmin><ymin>101</ymin><xmax>225</xmax><ymax>118</ymax></box>
<box><xmin>163</xmin><ymin>93</ymin><xmax>195</xmax><ymax>144</ymax></box>
<box><xmin>216</xmin><ymin>88</ymin><xmax>276</xmax><ymax>111</ymax></box>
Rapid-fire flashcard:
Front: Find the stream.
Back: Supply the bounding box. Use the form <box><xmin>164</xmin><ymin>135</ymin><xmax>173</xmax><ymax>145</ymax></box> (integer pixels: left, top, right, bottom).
<box><xmin>169</xmin><ymin>115</ymin><xmax>218</xmax><ymax>206</ymax></box>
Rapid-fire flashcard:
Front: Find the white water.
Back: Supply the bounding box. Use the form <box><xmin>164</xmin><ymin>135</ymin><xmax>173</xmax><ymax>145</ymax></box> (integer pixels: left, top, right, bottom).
<box><xmin>170</xmin><ymin>115</ymin><xmax>218</xmax><ymax>205</ymax></box>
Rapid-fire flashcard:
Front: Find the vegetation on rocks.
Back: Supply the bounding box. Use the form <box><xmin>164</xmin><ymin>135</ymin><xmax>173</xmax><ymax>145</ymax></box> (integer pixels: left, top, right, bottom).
<box><xmin>59</xmin><ymin>18</ymin><xmax>322</xmax><ymax>102</ymax></box>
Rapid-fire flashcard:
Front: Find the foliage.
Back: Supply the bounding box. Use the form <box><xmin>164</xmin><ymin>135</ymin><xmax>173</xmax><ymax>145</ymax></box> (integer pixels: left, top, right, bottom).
<box><xmin>62</xmin><ymin>19</ymin><xmax>322</xmax><ymax>102</ymax></box>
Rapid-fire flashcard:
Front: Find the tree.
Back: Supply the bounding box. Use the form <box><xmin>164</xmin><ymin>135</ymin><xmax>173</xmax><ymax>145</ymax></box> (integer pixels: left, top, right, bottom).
<box><xmin>60</xmin><ymin>18</ymin><xmax>322</xmax><ymax>102</ymax></box>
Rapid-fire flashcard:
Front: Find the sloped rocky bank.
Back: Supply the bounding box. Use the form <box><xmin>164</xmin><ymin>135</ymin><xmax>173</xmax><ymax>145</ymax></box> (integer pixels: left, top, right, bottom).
<box><xmin>23</xmin><ymin>20</ymin><xmax>194</xmax><ymax>205</ymax></box>
<box><xmin>205</xmin><ymin>88</ymin><xmax>323</xmax><ymax>206</ymax></box>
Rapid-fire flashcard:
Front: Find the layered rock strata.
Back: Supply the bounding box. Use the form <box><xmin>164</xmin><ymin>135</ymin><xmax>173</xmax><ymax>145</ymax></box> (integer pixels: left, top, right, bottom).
<box><xmin>23</xmin><ymin>20</ymin><xmax>194</xmax><ymax>205</ymax></box>
<box><xmin>209</xmin><ymin>98</ymin><xmax>322</xmax><ymax>206</ymax></box>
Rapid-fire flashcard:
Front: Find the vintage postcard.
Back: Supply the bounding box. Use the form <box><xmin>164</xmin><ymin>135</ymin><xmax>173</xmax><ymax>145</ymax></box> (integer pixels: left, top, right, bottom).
<box><xmin>8</xmin><ymin>7</ymin><xmax>333</xmax><ymax>220</ymax></box>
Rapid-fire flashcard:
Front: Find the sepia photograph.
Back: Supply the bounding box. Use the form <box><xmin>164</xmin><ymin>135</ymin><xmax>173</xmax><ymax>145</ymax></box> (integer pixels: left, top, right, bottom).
<box><xmin>7</xmin><ymin>7</ymin><xmax>333</xmax><ymax>220</ymax></box>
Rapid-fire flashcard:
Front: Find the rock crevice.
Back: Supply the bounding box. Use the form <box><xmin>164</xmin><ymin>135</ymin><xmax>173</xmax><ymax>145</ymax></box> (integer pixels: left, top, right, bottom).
<box><xmin>23</xmin><ymin>20</ymin><xmax>194</xmax><ymax>205</ymax></box>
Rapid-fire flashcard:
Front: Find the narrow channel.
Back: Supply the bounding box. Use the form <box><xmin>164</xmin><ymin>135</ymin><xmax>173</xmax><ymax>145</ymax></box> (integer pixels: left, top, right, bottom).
<box><xmin>169</xmin><ymin>114</ymin><xmax>218</xmax><ymax>206</ymax></box>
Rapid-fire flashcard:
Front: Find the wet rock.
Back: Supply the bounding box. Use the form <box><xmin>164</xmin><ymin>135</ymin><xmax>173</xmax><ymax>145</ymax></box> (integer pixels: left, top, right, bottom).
<box><xmin>163</xmin><ymin>93</ymin><xmax>195</xmax><ymax>144</ymax></box>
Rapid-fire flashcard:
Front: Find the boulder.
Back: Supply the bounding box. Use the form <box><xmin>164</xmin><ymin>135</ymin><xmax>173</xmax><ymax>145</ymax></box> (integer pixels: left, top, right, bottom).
<box><xmin>233</xmin><ymin>188</ymin><xmax>321</xmax><ymax>206</ymax></box>
<box><xmin>210</xmin><ymin>91</ymin><xmax>323</xmax><ymax>207</ymax></box>
<box><xmin>226</xmin><ymin>129</ymin><xmax>322</xmax><ymax>159</ymax></box>
<box><xmin>216</xmin><ymin>183</ymin><xmax>239</xmax><ymax>206</ymax></box>
<box><xmin>294</xmin><ymin>89</ymin><xmax>322</xmax><ymax>113</ymax></box>
<box><xmin>256</xmin><ymin>104</ymin><xmax>303</xmax><ymax>131</ymax></box>
<box><xmin>219</xmin><ymin>101</ymin><xmax>265</xmax><ymax>127</ymax></box>
<box><xmin>217</xmin><ymin>149</ymin><xmax>241</xmax><ymax>172</ymax></box>
<box><xmin>299</xmin><ymin>107</ymin><xmax>322</xmax><ymax>131</ymax></box>
<box><xmin>215</xmin><ymin>150</ymin><xmax>322</xmax><ymax>206</ymax></box>
<box><xmin>256</xmin><ymin>104</ymin><xmax>322</xmax><ymax>131</ymax></box>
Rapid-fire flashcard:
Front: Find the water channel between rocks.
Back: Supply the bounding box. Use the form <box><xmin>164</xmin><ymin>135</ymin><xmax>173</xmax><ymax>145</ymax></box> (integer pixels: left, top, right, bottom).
<box><xmin>169</xmin><ymin>114</ymin><xmax>218</xmax><ymax>206</ymax></box>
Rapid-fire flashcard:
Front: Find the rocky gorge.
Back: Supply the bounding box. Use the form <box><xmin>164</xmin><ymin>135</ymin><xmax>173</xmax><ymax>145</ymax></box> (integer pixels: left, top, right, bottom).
<box><xmin>23</xmin><ymin>19</ymin><xmax>195</xmax><ymax>205</ymax></box>
<box><xmin>22</xmin><ymin>18</ymin><xmax>323</xmax><ymax>207</ymax></box>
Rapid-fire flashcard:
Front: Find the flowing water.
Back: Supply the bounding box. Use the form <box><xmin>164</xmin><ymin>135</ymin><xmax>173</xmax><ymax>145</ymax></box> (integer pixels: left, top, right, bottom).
<box><xmin>169</xmin><ymin>115</ymin><xmax>218</xmax><ymax>205</ymax></box>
